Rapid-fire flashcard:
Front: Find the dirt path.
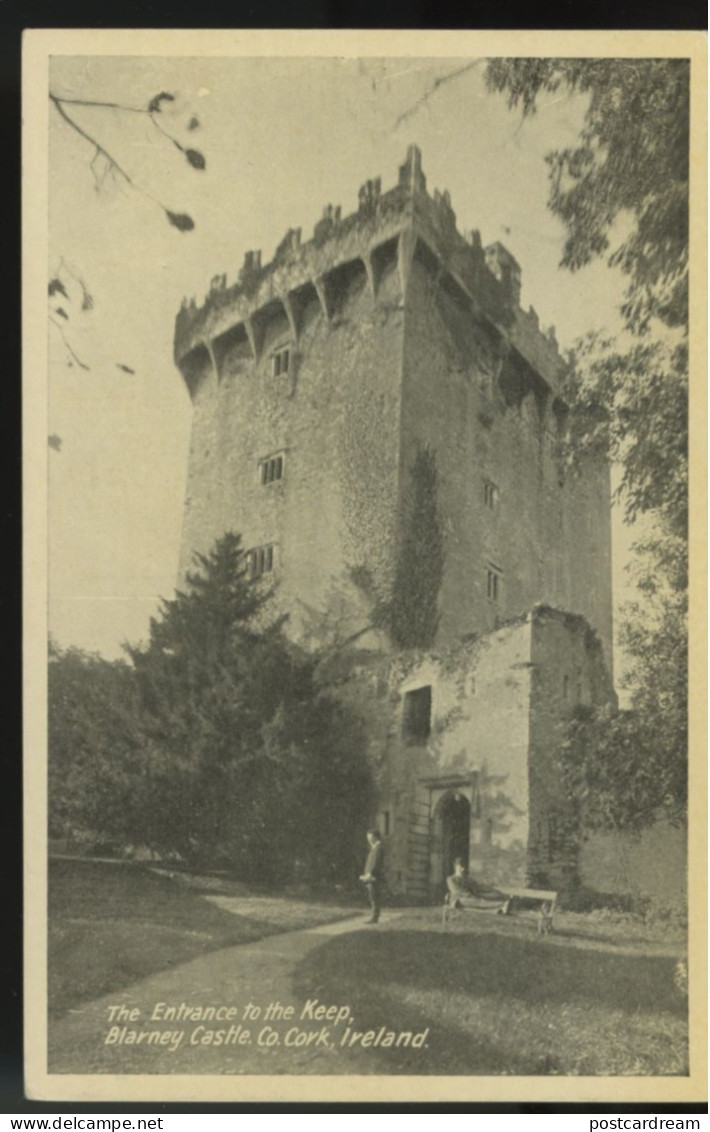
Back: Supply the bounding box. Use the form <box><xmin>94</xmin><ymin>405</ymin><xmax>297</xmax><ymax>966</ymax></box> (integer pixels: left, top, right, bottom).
<box><xmin>48</xmin><ymin>912</ymin><xmax>405</xmax><ymax>1076</ymax></box>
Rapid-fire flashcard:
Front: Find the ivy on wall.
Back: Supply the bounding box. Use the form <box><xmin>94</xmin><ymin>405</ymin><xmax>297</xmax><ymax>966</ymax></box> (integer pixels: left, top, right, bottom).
<box><xmin>352</xmin><ymin>445</ymin><xmax>445</xmax><ymax>650</ymax></box>
<box><xmin>389</xmin><ymin>445</ymin><xmax>445</xmax><ymax>648</ymax></box>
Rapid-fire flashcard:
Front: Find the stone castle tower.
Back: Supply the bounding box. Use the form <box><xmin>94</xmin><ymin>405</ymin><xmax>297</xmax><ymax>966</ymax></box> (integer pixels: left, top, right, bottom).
<box><xmin>174</xmin><ymin>146</ymin><xmax>615</xmax><ymax>899</ymax></box>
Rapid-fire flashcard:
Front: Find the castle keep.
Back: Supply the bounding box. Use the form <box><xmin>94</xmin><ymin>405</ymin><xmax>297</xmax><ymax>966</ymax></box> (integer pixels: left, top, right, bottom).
<box><xmin>174</xmin><ymin>146</ymin><xmax>616</xmax><ymax>899</ymax></box>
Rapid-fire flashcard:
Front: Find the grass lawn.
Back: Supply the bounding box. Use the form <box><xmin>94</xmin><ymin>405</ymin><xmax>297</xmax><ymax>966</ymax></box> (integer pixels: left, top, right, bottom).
<box><xmin>48</xmin><ymin>858</ymin><xmax>357</xmax><ymax>1019</ymax></box>
<box><xmin>293</xmin><ymin>910</ymin><xmax>688</xmax><ymax>1076</ymax></box>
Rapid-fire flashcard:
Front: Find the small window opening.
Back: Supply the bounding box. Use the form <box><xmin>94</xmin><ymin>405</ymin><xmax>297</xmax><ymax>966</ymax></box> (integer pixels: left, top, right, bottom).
<box><xmin>246</xmin><ymin>544</ymin><xmax>274</xmax><ymax>579</ymax></box>
<box><xmin>259</xmin><ymin>454</ymin><xmax>284</xmax><ymax>485</ymax></box>
<box><xmin>402</xmin><ymin>685</ymin><xmax>432</xmax><ymax>744</ymax></box>
<box><xmin>486</xmin><ymin>564</ymin><xmax>503</xmax><ymax>602</ymax></box>
<box><xmin>272</xmin><ymin>347</ymin><xmax>290</xmax><ymax>377</ymax></box>
<box><xmin>483</xmin><ymin>479</ymin><xmax>499</xmax><ymax>510</ymax></box>
<box><xmin>382</xmin><ymin>811</ymin><xmax>391</xmax><ymax>837</ymax></box>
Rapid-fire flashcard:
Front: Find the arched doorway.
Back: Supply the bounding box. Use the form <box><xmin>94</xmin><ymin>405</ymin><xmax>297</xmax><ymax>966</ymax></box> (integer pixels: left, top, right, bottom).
<box><xmin>431</xmin><ymin>790</ymin><xmax>471</xmax><ymax>891</ymax></box>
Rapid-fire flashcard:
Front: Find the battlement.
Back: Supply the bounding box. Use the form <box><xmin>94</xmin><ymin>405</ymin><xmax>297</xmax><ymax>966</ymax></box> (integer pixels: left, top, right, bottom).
<box><xmin>174</xmin><ymin>145</ymin><xmax>565</xmax><ymax>395</ymax></box>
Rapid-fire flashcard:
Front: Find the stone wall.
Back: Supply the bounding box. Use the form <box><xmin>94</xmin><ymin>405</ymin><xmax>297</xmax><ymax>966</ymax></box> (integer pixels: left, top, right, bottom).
<box><xmin>376</xmin><ymin>619</ymin><xmax>533</xmax><ymax>897</ymax></box>
<box><xmin>578</xmin><ymin>821</ymin><xmax>687</xmax><ymax>906</ymax></box>
<box><xmin>178</xmin><ymin>254</ymin><xmax>405</xmax><ymax>645</ymax></box>
<box><xmin>399</xmin><ymin>249</ymin><xmax>613</xmax><ymax>662</ymax></box>
<box><xmin>371</xmin><ymin>609</ymin><xmax>617</xmax><ymax>899</ymax></box>
<box><xmin>176</xmin><ymin>147</ymin><xmax>613</xmax><ymax>660</ymax></box>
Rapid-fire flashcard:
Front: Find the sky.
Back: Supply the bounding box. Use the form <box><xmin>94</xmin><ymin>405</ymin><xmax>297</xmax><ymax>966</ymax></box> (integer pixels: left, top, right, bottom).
<box><xmin>47</xmin><ymin>54</ymin><xmax>636</xmax><ymax>669</ymax></box>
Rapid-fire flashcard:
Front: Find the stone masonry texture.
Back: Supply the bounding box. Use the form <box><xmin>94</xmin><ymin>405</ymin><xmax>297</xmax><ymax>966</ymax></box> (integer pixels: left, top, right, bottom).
<box><xmin>171</xmin><ymin>147</ymin><xmax>664</xmax><ymax>901</ymax></box>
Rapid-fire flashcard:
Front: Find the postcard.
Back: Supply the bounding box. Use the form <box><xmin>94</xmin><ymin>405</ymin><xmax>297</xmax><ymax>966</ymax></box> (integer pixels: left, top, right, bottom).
<box><xmin>24</xmin><ymin>29</ymin><xmax>707</xmax><ymax>1103</ymax></box>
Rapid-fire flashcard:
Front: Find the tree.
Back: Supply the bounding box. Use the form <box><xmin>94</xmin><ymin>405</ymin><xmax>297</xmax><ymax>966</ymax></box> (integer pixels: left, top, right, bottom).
<box><xmin>485</xmin><ymin>59</ymin><xmax>688</xmax><ymax>337</ymax></box>
<box><xmin>48</xmin><ymin>641</ymin><xmax>146</xmax><ymax>844</ymax></box>
<box><xmin>124</xmin><ymin>532</ymin><xmax>374</xmax><ymax>881</ymax></box>
<box><xmin>48</xmin><ymin>534</ymin><xmax>374</xmax><ymax>881</ymax></box>
<box><xmin>485</xmin><ymin>59</ymin><xmax>689</xmax><ymax>830</ymax></box>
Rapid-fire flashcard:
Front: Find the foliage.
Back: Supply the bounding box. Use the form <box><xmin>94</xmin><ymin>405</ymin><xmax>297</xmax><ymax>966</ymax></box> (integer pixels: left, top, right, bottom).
<box><xmin>557</xmin><ymin>524</ymin><xmax>687</xmax><ymax>832</ymax></box>
<box><xmin>486</xmin><ymin>58</ymin><xmax>689</xmax><ymax>832</ymax></box>
<box><xmin>485</xmin><ymin>59</ymin><xmax>689</xmax><ymax>335</ymax></box>
<box><xmin>353</xmin><ymin>445</ymin><xmax>444</xmax><ymax>649</ymax></box>
<box><xmin>48</xmin><ymin>640</ymin><xmax>145</xmax><ymax>842</ymax></box>
<box><xmin>49</xmin><ymin>87</ymin><xmax>206</xmax><ymax>375</ymax></box>
<box><xmin>485</xmin><ymin>58</ymin><xmax>689</xmax><ymax>533</ymax></box>
<box><xmin>562</xmin><ymin>336</ymin><xmax>688</xmax><ymax>542</ymax></box>
<box><xmin>49</xmin><ymin>534</ymin><xmax>374</xmax><ymax>884</ymax></box>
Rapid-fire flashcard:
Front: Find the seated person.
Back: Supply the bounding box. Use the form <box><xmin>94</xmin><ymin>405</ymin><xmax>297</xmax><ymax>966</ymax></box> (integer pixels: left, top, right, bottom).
<box><xmin>446</xmin><ymin>857</ymin><xmax>470</xmax><ymax>910</ymax></box>
<box><xmin>446</xmin><ymin>858</ymin><xmax>511</xmax><ymax>913</ymax></box>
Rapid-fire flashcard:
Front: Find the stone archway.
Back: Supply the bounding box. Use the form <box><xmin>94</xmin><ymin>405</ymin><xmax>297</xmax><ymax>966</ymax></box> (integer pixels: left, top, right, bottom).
<box><xmin>430</xmin><ymin>789</ymin><xmax>472</xmax><ymax>892</ymax></box>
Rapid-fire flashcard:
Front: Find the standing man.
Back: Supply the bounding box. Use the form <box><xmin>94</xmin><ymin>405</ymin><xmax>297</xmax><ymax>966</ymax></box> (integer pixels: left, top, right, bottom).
<box><xmin>360</xmin><ymin>829</ymin><xmax>384</xmax><ymax>924</ymax></box>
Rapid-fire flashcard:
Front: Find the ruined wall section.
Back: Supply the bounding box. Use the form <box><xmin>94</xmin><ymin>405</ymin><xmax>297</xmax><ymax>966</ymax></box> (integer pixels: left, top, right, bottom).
<box><xmin>527</xmin><ymin>606</ymin><xmax>615</xmax><ymax>889</ymax></box>
<box><xmin>378</xmin><ymin>620</ymin><xmax>533</xmax><ymax>896</ymax></box>
<box><xmin>178</xmin><ymin>258</ymin><xmax>406</xmax><ymax>644</ymax></box>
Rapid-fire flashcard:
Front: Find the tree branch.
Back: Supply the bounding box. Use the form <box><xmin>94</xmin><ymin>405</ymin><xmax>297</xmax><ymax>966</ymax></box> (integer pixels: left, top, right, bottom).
<box><xmin>49</xmin><ymin>315</ymin><xmax>90</xmax><ymax>371</ymax></box>
<box><xmin>393</xmin><ymin>60</ymin><xmax>483</xmax><ymax>130</ymax></box>
<box><xmin>49</xmin><ymin>92</ymin><xmax>197</xmax><ymax>230</ymax></box>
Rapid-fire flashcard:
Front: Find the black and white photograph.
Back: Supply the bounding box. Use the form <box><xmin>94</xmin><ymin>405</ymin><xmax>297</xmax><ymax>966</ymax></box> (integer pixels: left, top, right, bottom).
<box><xmin>24</xmin><ymin>30</ymin><xmax>706</xmax><ymax>1103</ymax></box>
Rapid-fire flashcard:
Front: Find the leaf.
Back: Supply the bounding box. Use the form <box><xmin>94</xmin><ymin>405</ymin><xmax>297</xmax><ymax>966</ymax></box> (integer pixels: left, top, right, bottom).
<box><xmin>48</xmin><ymin>278</ymin><xmax>68</xmax><ymax>299</ymax></box>
<box><xmin>48</xmin><ymin>434</ymin><xmax>62</xmax><ymax>452</ymax></box>
<box><xmin>116</xmin><ymin>363</ymin><xmax>135</xmax><ymax>374</ymax></box>
<box><xmin>185</xmin><ymin>148</ymin><xmax>206</xmax><ymax>170</ymax></box>
<box><xmin>90</xmin><ymin>149</ymin><xmax>112</xmax><ymax>193</ymax></box>
<box><xmin>148</xmin><ymin>91</ymin><xmax>176</xmax><ymax>113</ymax></box>
<box><xmin>55</xmin><ymin>307</ymin><xmax>69</xmax><ymax>320</ymax></box>
<box><xmin>81</xmin><ymin>290</ymin><xmax>94</xmax><ymax>312</ymax></box>
<box><xmin>187</xmin><ymin>116</ymin><xmax>200</xmax><ymax>131</ymax></box>
<box><xmin>165</xmin><ymin>210</ymin><xmax>195</xmax><ymax>232</ymax></box>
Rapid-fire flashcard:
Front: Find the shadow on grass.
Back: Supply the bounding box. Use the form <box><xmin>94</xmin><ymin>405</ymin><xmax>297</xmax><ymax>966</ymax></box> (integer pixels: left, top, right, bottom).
<box><xmin>294</xmin><ymin>928</ymin><xmax>686</xmax><ymax>1075</ymax></box>
<box><xmin>48</xmin><ymin>858</ymin><xmax>348</xmax><ymax>1019</ymax></box>
<box><xmin>313</xmin><ymin>929</ymin><xmax>684</xmax><ymax>1015</ymax></box>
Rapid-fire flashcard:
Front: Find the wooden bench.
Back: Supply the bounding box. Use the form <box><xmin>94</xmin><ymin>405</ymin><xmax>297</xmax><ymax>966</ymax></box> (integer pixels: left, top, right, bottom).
<box><xmin>442</xmin><ymin>885</ymin><xmax>557</xmax><ymax>932</ymax></box>
<box><xmin>501</xmin><ymin>887</ymin><xmax>557</xmax><ymax>932</ymax></box>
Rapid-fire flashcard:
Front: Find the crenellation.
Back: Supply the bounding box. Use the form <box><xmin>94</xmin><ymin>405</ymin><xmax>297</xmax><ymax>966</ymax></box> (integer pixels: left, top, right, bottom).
<box><xmin>313</xmin><ymin>203</ymin><xmax>342</xmax><ymax>245</ymax></box>
<box><xmin>398</xmin><ymin>143</ymin><xmax>426</xmax><ymax>194</ymax></box>
<box><xmin>273</xmin><ymin>227</ymin><xmax>302</xmax><ymax>266</ymax></box>
<box><xmin>484</xmin><ymin>241</ymin><xmax>522</xmax><ymax>306</ymax></box>
<box><xmin>432</xmin><ymin>188</ymin><xmax>457</xmax><ymax>234</ymax></box>
<box><xmin>358</xmin><ymin>177</ymin><xmax>382</xmax><ymax>214</ymax></box>
<box><xmin>239</xmin><ymin>249</ymin><xmax>263</xmax><ymax>293</ymax></box>
<box><xmin>174</xmin><ymin>147</ymin><xmax>567</xmax><ymax>398</ymax></box>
